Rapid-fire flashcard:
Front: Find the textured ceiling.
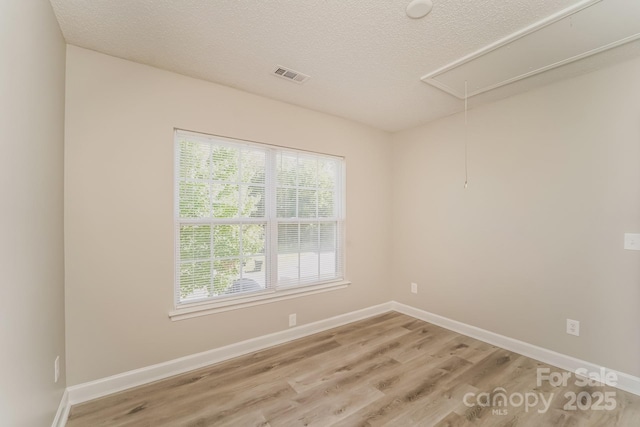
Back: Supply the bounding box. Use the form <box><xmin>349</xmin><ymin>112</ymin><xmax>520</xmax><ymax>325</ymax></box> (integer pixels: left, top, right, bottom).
<box><xmin>49</xmin><ymin>0</ymin><xmax>640</xmax><ymax>132</ymax></box>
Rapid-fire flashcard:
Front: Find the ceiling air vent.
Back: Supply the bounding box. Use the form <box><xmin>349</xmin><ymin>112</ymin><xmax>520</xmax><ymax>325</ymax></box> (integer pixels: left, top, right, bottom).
<box><xmin>273</xmin><ymin>65</ymin><xmax>310</xmax><ymax>84</ymax></box>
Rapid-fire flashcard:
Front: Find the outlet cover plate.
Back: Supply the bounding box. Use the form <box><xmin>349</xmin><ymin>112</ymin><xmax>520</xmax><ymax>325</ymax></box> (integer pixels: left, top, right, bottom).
<box><xmin>566</xmin><ymin>319</ymin><xmax>580</xmax><ymax>336</ymax></box>
<box><xmin>411</xmin><ymin>283</ymin><xmax>418</xmax><ymax>294</ymax></box>
<box><xmin>624</xmin><ymin>233</ymin><xmax>640</xmax><ymax>250</ymax></box>
<box><xmin>289</xmin><ymin>313</ymin><xmax>297</xmax><ymax>327</ymax></box>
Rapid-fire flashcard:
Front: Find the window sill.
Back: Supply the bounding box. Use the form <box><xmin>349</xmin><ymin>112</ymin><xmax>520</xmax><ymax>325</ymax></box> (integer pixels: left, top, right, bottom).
<box><xmin>169</xmin><ymin>280</ymin><xmax>351</xmax><ymax>321</ymax></box>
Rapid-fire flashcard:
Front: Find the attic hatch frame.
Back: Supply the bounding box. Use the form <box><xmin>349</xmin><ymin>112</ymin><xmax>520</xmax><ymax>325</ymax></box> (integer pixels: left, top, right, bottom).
<box><xmin>421</xmin><ymin>0</ymin><xmax>640</xmax><ymax>99</ymax></box>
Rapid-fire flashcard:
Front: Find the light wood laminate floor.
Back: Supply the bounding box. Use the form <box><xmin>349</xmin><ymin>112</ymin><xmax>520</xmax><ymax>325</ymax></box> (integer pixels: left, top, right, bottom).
<box><xmin>66</xmin><ymin>312</ymin><xmax>640</xmax><ymax>426</ymax></box>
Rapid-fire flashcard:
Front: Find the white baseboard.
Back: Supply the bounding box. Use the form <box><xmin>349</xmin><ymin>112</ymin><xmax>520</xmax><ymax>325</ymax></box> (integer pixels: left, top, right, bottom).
<box><xmin>391</xmin><ymin>301</ymin><xmax>640</xmax><ymax>396</ymax></box>
<box><xmin>66</xmin><ymin>302</ymin><xmax>393</xmax><ymax>405</ymax></box>
<box><xmin>63</xmin><ymin>299</ymin><xmax>640</xmax><ymax>417</ymax></box>
<box><xmin>51</xmin><ymin>389</ymin><xmax>70</xmax><ymax>427</ymax></box>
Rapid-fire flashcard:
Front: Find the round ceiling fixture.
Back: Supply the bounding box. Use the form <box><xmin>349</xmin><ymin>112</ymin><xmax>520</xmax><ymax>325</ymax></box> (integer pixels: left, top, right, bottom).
<box><xmin>406</xmin><ymin>0</ymin><xmax>433</xmax><ymax>19</ymax></box>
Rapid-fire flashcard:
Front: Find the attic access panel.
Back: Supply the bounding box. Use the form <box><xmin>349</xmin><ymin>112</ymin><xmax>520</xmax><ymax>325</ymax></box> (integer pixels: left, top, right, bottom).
<box><xmin>421</xmin><ymin>0</ymin><xmax>640</xmax><ymax>99</ymax></box>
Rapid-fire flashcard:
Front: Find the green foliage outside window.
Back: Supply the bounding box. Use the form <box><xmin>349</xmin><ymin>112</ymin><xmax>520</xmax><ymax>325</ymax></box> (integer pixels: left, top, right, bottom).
<box><xmin>178</xmin><ymin>138</ymin><xmax>337</xmax><ymax>301</ymax></box>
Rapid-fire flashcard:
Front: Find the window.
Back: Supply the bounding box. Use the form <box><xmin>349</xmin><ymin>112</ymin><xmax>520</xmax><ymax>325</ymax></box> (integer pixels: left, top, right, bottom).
<box><xmin>174</xmin><ymin>130</ymin><xmax>345</xmax><ymax>311</ymax></box>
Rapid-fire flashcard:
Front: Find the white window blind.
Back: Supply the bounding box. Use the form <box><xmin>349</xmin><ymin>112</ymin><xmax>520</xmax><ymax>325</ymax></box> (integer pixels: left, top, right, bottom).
<box><xmin>175</xmin><ymin>130</ymin><xmax>345</xmax><ymax>306</ymax></box>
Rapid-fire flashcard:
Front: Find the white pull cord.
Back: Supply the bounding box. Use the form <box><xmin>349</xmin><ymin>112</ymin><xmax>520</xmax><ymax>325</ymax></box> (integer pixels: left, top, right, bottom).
<box><xmin>464</xmin><ymin>80</ymin><xmax>469</xmax><ymax>189</ymax></box>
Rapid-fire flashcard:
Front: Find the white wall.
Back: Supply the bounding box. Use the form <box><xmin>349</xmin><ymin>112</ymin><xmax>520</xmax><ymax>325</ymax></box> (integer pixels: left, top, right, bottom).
<box><xmin>392</xmin><ymin>57</ymin><xmax>640</xmax><ymax>377</ymax></box>
<box><xmin>0</xmin><ymin>1</ymin><xmax>67</xmax><ymax>425</ymax></box>
<box><xmin>64</xmin><ymin>46</ymin><xmax>392</xmax><ymax>386</ymax></box>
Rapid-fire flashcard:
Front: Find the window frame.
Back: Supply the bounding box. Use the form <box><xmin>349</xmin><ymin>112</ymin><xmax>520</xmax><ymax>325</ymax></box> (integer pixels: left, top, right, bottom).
<box><xmin>170</xmin><ymin>129</ymin><xmax>349</xmax><ymax>321</ymax></box>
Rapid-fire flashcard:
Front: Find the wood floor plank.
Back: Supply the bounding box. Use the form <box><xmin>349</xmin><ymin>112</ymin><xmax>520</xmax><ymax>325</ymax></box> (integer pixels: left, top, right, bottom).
<box><xmin>287</xmin><ymin>326</ymin><xmax>412</xmax><ymax>394</ymax></box>
<box><xmin>333</xmin><ymin>356</ymin><xmax>477</xmax><ymax>426</ymax></box>
<box><xmin>388</xmin><ymin>381</ymin><xmax>478</xmax><ymax>426</ymax></box>
<box><xmin>66</xmin><ymin>312</ymin><xmax>640</xmax><ymax>427</ymax></box>
<box><xmin>433</xmin><ymin>411</ymin><xmax>468</xmax><ymax>427</ymax></box>
<box><xmin>69</xmin><ymin>337</ymin><xmax>342</xmax><ymax>424</ymax></box>
<box><xmin>265</xmin><ymin>384</ymin><xmax>384</xmax><ymax>426</ymax></box>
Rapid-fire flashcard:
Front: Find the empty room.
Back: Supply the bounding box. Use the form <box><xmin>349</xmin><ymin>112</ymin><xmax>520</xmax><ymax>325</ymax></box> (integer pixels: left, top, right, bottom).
<box><xmin>3</xmin><ymin>0</ymin><xmax>640</xmax><ymax>426</ymax></box>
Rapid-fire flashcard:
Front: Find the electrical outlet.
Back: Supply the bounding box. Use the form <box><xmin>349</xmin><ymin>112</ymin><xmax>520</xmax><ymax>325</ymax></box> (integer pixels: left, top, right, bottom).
<box><xmin>566</xmin><ymin>319</ymin><xmax>580</xmax><ymax>337</ymax></box>
<box><xmin>289</xmin><ymin>313</ymin><xmax>297</xmax><ymax>327</ymax></box>
<box><xmin>411</xmin><ymin>282</ymin><xmax>418</xmax><ymax>294</ymax></box>
<box><xmin>624</xmin><ymin>233</ymin><xmax>640</xmax><ymax>250</ymax></box>
<box><xmin>54</xmin><ymin>356</ymin><xmax>60</xmax><ymax>383</ymax></box>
